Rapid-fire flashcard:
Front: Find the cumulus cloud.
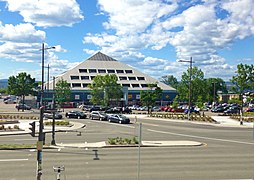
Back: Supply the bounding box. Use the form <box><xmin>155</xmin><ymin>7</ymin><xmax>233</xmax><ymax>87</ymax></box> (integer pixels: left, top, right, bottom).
<box><xmin>1</xmin><ymin>0</ymin><xmax>84</xmax><ymax>27</ymax></box>
<box><xmin>82</xmin><ymin>0</ymin><xmax>254</xmax><ymax>80</ymax></box>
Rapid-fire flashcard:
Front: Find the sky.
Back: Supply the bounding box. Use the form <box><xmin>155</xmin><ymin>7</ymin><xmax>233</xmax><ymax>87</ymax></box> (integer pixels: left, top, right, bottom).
<box><xmin>0</xmin><ymin>0</ymin><xmax>254</xmax><ymax>82</ymax></box>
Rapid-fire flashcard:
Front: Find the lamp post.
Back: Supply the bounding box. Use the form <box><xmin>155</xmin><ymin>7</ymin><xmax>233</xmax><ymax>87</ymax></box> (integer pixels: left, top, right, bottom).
<box><xmin>178</xmin><ymin>57</ymin><xmax>193</xmax><ymax>121</ymax></box>
<box><xmin>37</xmin><ymin>43</ymin><xmax>55</xmax><ymax>180</ymax></box>
<box><xmin>51</xmin><ymin>76</ymin><xmax>56</xmax><ymax>145</ymax></box>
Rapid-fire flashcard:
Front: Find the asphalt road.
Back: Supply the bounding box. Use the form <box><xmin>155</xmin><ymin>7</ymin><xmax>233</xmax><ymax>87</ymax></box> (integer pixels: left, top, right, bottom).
<box><xmin>1</xmin><ymin>116</ymin><xmax>254</xmax><ymax>179</ymax></box>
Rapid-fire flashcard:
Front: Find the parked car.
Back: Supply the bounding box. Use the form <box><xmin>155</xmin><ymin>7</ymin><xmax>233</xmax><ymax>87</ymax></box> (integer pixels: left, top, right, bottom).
<box><xmin>15</xmin><ymin>104</ymin><xmax>31</xmax><ymax>111</ymax></box>
<box><xmin>105</xmin><ymin>108</ymin><xmax>120</xmax><ymax>114</ymax></box>
<box><xmin>65</xmin><ymin>111</ymin><xmax>87</xmax><ymax>119</ymax></box>
<box><xmin>44</xmin><ymin>112</ymin><xmax>63</xmax><ymax>119</ymax></box>
<box><xmin>4</xmin><ymin>98</ymin><xmax>17</xmax><ymax>104</ymax></box>
<box><xmin>90</xmin><ymin>111</ymin><xmax>108</xmax><ymax>121</ymax></box>
<box><xmin>244</xmin><ymin>107</ymin><xmax>254</xmax><ymax>112</ymax></box>
<box><xmin>108</xmin><ymin>114</ymin><xmax>130</xmax><ymax>124</ymax></box>
<box><xmin>224</xmin><ymin>106</ymin><xmax>240</xmax><ymax>114</ymax></box>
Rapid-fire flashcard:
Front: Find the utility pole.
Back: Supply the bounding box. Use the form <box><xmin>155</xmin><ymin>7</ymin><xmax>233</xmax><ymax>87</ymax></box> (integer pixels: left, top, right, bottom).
<box><xmin>178</xmin><ymin>57</ymin><xmax>193</xmax><ymax>120</ymax></box>
<box><xmin>37</xmin><ymin>43</ymin><xmax>55</xmax><ymax>179</ymax></box>
<box><xmin>51</xmin><ymin>76</ymin><xmax>56</xmax><ymax>145</ymax></box>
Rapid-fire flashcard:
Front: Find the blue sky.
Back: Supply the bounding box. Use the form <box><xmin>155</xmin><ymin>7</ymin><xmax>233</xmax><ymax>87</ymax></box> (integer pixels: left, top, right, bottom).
<box><xmin>0</xmin><ymin>0</ymin><xmax>253</xmax><ymax>81</ymax></box>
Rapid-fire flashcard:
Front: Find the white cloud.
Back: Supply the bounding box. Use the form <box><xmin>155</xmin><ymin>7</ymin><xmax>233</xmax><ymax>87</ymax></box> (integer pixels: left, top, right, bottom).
<box><xmin>82</xmin><ymin>0</ymin><xmax>254</xmax><ymax>81</ymax></box>
<box><xmin>2</xmin><ymin>0</ymin><xmax>84</xmax><ymax>27</ymax></box>
<box><xmin>98</xmin><ymin>0</ymin><xmax>177</xmax><ymax>35</ymax></box>
<box><xmin>0</xmin><ymin>23</ymin><xmax>45</xmax><ymax>43</ymax></box>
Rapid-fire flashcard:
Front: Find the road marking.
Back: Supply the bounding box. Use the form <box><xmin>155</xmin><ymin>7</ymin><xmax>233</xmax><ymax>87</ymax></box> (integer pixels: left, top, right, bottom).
<box><xmin>14</xmin><ymin>139</ymin><xmax>34</xmax><ymax>141</ymax></box>
<box><xmin>147</xmin><ymin>129</ymin><xmax>254</xmax><ymax>145</ymax></box>
<box><xmin>0</xmin><ymin>158</ymin><xmax>28</xmax><ymax>162</ymax></box>
<box><xmin>142</xmin><ymin>123</ymin><xmax>159</xmax><ymax>127</ymax></box>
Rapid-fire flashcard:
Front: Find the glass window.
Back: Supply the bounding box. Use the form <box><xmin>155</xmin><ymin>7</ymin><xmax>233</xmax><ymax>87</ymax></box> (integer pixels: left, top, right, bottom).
<box><xmin>79</xmin><ymin>69</ymin><xmax>87</xmax><ymax>73</ymax></box>
<box><xmin>122</xmin><ymin>84</ymin><xmax>130</xmax><ymax>87</ymax></box>
<box><xmin>81</xmin><ymin>76</ymin><xmax>89</xmax><ymax>80</ymax></box>
<box><xmin>116</xmin><ymin>70</ymin><xmax>124</xmax><ymax>73</ymax></box>
<box><xmin>125</xmin><ymin>70</ymin><xmax>133</xmax><ymax>74</ymax></box>
<box><xmin>141</xmin><ymin>84</ymin><xmax>148</xmax><ymax>88</ymax></box>
<box><xmin>83</xmin><ymin>83</ymin><xmax>90</xmax><ymax>87</ymax></box>
<box><xmin>70</xmin><ymin>76</ymin><xmax>79</xmax><ymax>80</ymax></box>
<box><xmin>128</xmin><ymin>77</ymin><xmax>136</xmax><ymax>80</ymax></box>
<box><xmin>119</xmin><ymin>76</ymin><xmax>127</xmax><ymax>80</ymax></box>
<box><xmin>72</xmin><ymin>83</ymin><xmax>81</xmax><ymax>87</ymax></box>
<box><xmin>137</xmin><ymin>77</ymin><xmax>145</xmax><ymax>80</ymax></box>
<box><xmin>107</xmin><ymin>69</ymin><xmax>115</xmax><ymax>73</ymax></box>
<box><xmin>91</xmin><ymin>76</ymin><xmax>95</xmax><ymax>80</ymax></box>
<box><xmin>132</xmin><ymin>84</ymin><xmax>140</xmax><ymax>88</ymax></box>
<box><xmin>88</xmin><ymin>69</ymin><xmax>97</xmax><ymax>73</ymax></box>
<box><xmin>98</xmin><ymin>69</ymin><xmax>106</xmax><ymax>73</ymax></box>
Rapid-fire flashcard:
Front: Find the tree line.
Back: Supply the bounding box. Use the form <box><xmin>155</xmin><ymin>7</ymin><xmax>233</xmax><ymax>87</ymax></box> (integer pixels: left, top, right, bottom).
<box><xmin>4</xmin><ymin>63</ymin><xmax>254</xmax><ymax>112</ymax></box>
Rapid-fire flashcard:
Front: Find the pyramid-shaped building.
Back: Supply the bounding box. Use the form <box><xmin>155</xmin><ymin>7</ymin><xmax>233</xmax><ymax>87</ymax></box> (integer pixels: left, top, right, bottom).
<box><xmin>47</xmin><ymin>52</ymin><xmax>177</xmax><ymax>105</ymax></box>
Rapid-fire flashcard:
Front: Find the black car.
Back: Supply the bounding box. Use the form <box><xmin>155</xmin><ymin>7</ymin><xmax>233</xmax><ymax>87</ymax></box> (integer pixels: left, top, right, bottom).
<box><xmin>108</xmin><ymin>114</ymin><xmax>130</xmax><ymax>124</ymax></box>
<box><xmin>15</xmin><ymin>104</ymin><xmax>31</xmax><ymax>111</ymax></box>
<box><xmin>90</xmin><ymin>111</ymin><xmax>108</xmax><ymax>121</ymax></box>
<box><xmin>44</xmin><ymin>112</ymin><xmax>63</xmax><ymax>119</ymax></box>
<box><xmin>65</xmin><ymin>111</ymin><xmax>87</xmax><ymax>119</ymax></box>
<box><xmin>224</xmin><ymin>106</ymin><xmax>240</xmax><ymax>114</ymax></box>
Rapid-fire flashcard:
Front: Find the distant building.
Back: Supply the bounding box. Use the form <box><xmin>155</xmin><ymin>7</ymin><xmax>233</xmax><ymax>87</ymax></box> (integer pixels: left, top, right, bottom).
<box><xmin>42</xmin><ymin>52</ymin><xmax>177</xmax><ymax>106</ymax></box>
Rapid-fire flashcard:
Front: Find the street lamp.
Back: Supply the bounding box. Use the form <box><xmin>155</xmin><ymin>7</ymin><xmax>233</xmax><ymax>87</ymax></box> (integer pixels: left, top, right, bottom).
<box><xmin>178</xmin><ymin>57</ymin><xmax>193</xmax><ymax>121</ymax></box>
<box><xmin>37</xmin><ymin>43</ymin><xmax>55</xmax><ymax>180</ymax></box>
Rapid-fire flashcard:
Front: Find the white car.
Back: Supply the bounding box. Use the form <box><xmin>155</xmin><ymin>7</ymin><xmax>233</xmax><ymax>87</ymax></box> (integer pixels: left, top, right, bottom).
<box><xmin>4</xmin><ymin>99</ymin><xmax>17</xmax><ymax>104</ymax></box>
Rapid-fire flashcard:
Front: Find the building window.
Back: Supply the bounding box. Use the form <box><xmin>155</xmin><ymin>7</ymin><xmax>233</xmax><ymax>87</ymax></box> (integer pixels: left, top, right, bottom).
<box><xmin>128</xmin><ymin>77</ymin><xmax>136</xmax><ymax>80</ymax></box>
<box><xmin>141</xmin><ymin>84</ymin><xmax>148</xmax><ymax>88</ymax></box>
<box><xmin>70</xmin><ymin>76</ymin><xmax>79</xmax><ymax>80</ymax></box>
<box><xmin>132</xmin><ymin>84</ymin><xmax>140</xmax><ymax>88</ymax></box>
<box><xmin>89</xmin><ymin>69</ymin><xmax>97</xmax><ymax>73</ymax></box>
<box><xmin>137</xmin><ymin>77</ymin><xmax>145</xmax><ymax>80</ymax></box>
<box><xmin>98</xmin><ymin>69</ymin><xmax>106</xmax><ymax>73</ymax></box>
<box><xmin>116</xmin><ymin>70</ymin><xmax>124</xmax><ymax>73</ymax></box>
<box><xmin>79</xmin><ymin>69</ymin><xmax>87</xmax><ymax>73</ymax></box>
<box><xmin>72</xmin><ymin>83</ymin><xmax>81</xmax><ymax>87</ymax></box>
<box><xmin>107</xmin><ymin>69</ymin><xmax>115</xmax><ymax>73</ymax></box>
<box><xmin>119</xmin><ymin>76</ymin><xmax>127</xmax><ymax>80</ymax></box>
<box><xmin>91</xmin><ymin>76</ymin><xmax>95</xmax><ymax>80</ymax></box>
<box><xmin>83</xmin><ymin>83</ymin><xmax>90</xmax><ymax>87</ymax></box>
<box><xmin>125</xmin><ymin>70</ymin><xmax>133</xmax><ymax>74</ymax></box>
<box><xmin>81</xmin><ymin>76</ymin><xmax>89</xmax><ymax>80</ymax></box>
<box><xmin>122</xmin><ymin>84</ymin><xmax>130</xmax><ymax>87</ymax></box>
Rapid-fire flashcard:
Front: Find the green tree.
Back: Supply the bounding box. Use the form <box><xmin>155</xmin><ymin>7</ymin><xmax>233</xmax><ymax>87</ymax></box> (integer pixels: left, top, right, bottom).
<box><xmin>160</xmin><ymin>75</ymin><xmax>178</xmax><ymax>89</ymax></box>
<box><xmin>140</xmin><ymin>83</ymin><xmax>163</xmax><ymax>114</ymax></box>
<box><xmin>230</xmin><ymin>63</ymin><xmax>254</xmax><ymax>124</ymax></box>
<box><xmin>205</xmin><ymin>78</ymin><xmax>227</xmax><ymax>103</ymax></box>
<box><xmin>89</xmin><ymin>74</ymin><xmax>123</xmax><ymax>106</ymax></box>
<box><xmin>172</xmin><ymin>95</ymin><xmax>179</xmax><ymax>109</ymax></box>
<box><xmin>177</xmin><ymin>67</ymin><xmax>206</xmax><ymax>105</ymax></box>
<box><xmin>55</xmin><ymin>78</ymin><xmax>71</xmax><ymax>109</ymax></box>
<box><xmin>7</xmin><ymin>72</ymin><xmax>38</xmax><ymax>111</ymax></box>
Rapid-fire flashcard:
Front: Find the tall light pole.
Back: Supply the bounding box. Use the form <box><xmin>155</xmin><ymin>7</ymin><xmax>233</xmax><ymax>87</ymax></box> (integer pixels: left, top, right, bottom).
<box><xmin>37</xmin><ymin>43</ymin><xmax>55</xmax><ymax>180</ymax></box>
<box><xmin>178</xmin><ymin>57</ymin><xmax>193</xmax><ymax>121</ymax></box>
<box><xmin>51</xmin><ymin>76</ymin><xmax>56</xmax><ymax>145</ymax></box>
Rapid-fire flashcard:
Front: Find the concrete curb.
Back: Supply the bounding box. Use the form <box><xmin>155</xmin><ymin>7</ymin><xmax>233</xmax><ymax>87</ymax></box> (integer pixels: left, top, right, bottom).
<box><xmin>51</xmin><ymin>140</ymin><xmax>204</xmax><ymax>149</ymax></box>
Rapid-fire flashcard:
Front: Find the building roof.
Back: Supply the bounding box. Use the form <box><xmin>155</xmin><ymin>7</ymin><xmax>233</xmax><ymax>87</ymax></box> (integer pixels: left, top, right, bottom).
<box><xmin>48</xmin><ymin>52</ymin><xmax>176</xmax><ymax>91</ymax></box>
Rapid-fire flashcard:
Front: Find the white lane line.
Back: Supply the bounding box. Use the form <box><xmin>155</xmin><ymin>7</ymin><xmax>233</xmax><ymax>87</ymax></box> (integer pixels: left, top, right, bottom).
<box><xmin>142</xmin><ymin>123</ymin><xmax>159</xmax><ymax>127</ymax></box>
<box><xmin>147</xmin><ymin>129</ymin><xmax>254</xmax><ymax>145</ymax></box>
<box><xmin>14</xmin><ymin>139</ymin><xmax>34</xmax><ymax>141</ymax></box>
<box><xmin>0</xmin><ymin>159</ymin><xmax>28</xmax><ymax>162</ymax></box>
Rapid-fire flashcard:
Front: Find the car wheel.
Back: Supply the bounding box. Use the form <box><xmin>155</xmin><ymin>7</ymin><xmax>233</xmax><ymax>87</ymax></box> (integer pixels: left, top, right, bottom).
<box><xmin>119</xmin><ymin>121</ymin><xmax>122</xmax><ymax>124</ymax></box>
<box><xmin>100</xmin><ymin>117</ymin><xmax>103</xmax><ymax>121</ymax></box>
<box><xmin>91</xmin><ymin>116</ymin><xmax>93</xmax><ymax>120</ymax></box>
<box><xmin>78</xmin><ymin>116</ymin><xmax>81</xmax><ymax>119</ymax></box>
<box><xmin>66</xmin><ymin>115</ymin><xmax>70</xmax><ymax>118</ymax></box>
<box><xmin>108</xmin><ymin>119</ymin><xmax>111</xmax><ymax>123</ymax></box>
